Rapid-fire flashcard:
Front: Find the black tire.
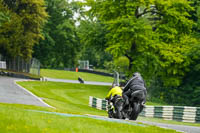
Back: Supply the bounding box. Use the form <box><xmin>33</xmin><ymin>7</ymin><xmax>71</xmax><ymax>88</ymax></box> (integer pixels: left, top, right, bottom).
<box><xmin>130</xmin><ymin>102</ymin><xmax>140</xmax><ymax>120</ymax></box>
<box><xmin>108</xmin><ymin>109</ymin><xmax>114</xmax><ymax>118</ymax></box>
<box><xmin>130</xmin><ymin>111</ymin><xmax>139</xmax><ymax>120</ymax></box>
<box><xmin>115</xmin><ymin>99</ymin><xmax>124</xmax><ymax>119</ymax></box>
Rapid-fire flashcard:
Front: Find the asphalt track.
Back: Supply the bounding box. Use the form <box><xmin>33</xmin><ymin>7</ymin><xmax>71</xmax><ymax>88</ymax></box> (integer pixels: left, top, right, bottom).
<box><xmin>43</xmin><ymin>77</ymin><xmax>112</xmax><ymax>86</ymax></box>
<box><xmin>1</xmin><ymin>76</ymin><xmax>200</xmax><ymax>133</ymax></box>
<box><xmin>0</xmin><ymin>76</ymin><xmax>52</xmax><ymax>107</ymax></box>
<box><xmin>137</xmin><ymin>120</ymin><xmax>200</xmax><ymax>133</ymax></box>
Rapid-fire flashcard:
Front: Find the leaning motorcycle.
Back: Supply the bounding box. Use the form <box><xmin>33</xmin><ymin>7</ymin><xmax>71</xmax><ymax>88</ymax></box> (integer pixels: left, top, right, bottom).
<box><xmin>122</xmin><ymin>90</ymin><xmax>145</xmax><ymax>120</ymax></box>
<box><xmin>107</xmin><ymin>96</ymin><xmax>124</xmax><ymax>119</ymax></box>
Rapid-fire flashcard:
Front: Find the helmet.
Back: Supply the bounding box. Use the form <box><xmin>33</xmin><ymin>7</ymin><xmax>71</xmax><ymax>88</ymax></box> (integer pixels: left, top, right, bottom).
<box><xmin>133</xmin><ymin>72</ymin><xmax>141</xmax><ymax>77</ymax></box>
<box><xmin>119</xmin><ymin>81</ymin><xmax>125</xmax><ymax>87</ymax></box>
<box><xmin>112</xmin><ymin>83</ymin><xmax>117</xmax><ymax>88</ymax></box>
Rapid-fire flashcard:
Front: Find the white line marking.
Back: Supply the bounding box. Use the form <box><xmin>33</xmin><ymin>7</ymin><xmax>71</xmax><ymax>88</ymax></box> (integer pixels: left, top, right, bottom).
<box><xmin>14</xmin><ymin>80</ymin><xmax>55</xmax><ymax>108</ymax></box>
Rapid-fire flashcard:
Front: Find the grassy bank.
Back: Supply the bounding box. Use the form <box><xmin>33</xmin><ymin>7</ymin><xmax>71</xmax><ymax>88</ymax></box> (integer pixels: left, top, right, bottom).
<box><xmin>18</xmin><ymin>81</ymin><xmax>109</xmax><ymax>115</ymax></box>
<box><xmin>17</xmin><ymin>81</ymin><xmax>200</xmax><ymax>127</ymax></box>
<box><xmin>0</xmin><ymin>103</ymin><xmax>178</xmax><ymax>133</ymax></box>
<box><xmin>17</xmin><ymin>81</ymin><xmax>164</xmax><ymax>115</ymax></box>
<box><xmin>40</xmin><ymin>69</ymin><xmax>114</xmax><ymax>83</ymax></box>
<box><xmin>0</xmin><ymin>81</ymin><xmax>198</xmax><ymax>132</ymax></box>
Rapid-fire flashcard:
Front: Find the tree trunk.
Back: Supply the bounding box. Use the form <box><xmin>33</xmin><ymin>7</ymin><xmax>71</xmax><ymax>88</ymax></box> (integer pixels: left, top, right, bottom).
<box><xmin>125</xmin><ymin>54</ymin><xmax>133</xmax><ymax>71</ymax></box>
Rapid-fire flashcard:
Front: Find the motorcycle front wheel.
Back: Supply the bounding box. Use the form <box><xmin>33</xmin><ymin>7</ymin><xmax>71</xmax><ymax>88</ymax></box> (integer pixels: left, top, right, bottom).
<box><xmin>130</xmin><ymin>102</ymin><xmax>142</xmax><ymax>120</ymax></box>
<box><xmin>108</xmin><ymin>109</ymin><xmax>114</xmax><ymax>118</ymax></box>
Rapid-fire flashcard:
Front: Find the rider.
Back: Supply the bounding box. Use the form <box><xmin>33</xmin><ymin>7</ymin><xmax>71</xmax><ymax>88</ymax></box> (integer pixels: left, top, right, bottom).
<box><xmin>123</xmin><ymin>72</ymin><xmax>147</xmax><ymax>107</ymax></box>
<box><xmin>105</xmin><ymin>83</ymin><xmax>123</xmax><ymax>119</ymax></box>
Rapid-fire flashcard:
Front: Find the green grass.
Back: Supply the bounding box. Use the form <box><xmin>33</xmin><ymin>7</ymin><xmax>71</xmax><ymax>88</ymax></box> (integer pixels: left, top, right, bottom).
<box><xmin>17</xmin><ymin>81</ymin><xmax>169</xmax><ymax>114</ymax></box>
<box><xmin>17</xmin><ymin>81</ymin><xmax>200</xmax><ymax>128</ymax></box>
<box><xmin>0</xmin><ymin>103</ymin><xmax>178</xmax><ymax>133</ymax></box>
<box><xmin>40</xmin><ymin>69</ymin><xmax>114</xmax><ymax>83</ymax></box>
<box><xmin>146</xmin><ymin>97</ymin><xmax>170</xmax><ymax>106</ymax></box>
<box><xmin>146</xmin><ymin>101</ymin><xmax>169</xmax><ymax>106</ymax></box>
<box><xmin>93</xmin><ymin>68</ymin><xmax>111</xmax><ymax>73</ymax></box>
<box><xmin>1</xmin><ymin>81</ymin><xmax>198</xmax><ymax>132</ymax></box>
<box><xmin>18</xmin><ymin>81</ymin><xmax>109</xmax><ymax>115</ymax></box>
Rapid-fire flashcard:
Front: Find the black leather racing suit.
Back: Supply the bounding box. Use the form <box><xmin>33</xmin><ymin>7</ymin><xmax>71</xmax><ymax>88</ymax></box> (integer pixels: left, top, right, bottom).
<box><xmin>123</xmin><ymin>74</ymin><xmax>147</xmax><ymax>105</ymax></box>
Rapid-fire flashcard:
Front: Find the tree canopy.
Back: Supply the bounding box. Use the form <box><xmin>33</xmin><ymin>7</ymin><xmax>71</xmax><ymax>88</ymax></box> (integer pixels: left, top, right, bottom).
<box><xmin>82</xmin><ymin>0</ymin><xmax>200</xmax><ymax>106</ymax></box>
<box><xmin>85</xmin><ymin>0</ymin><xmax>197</xmax><ymax>86</ymax></box>
<box><xmin>0</xmin><ymin>0</ymin><xmax>47</xmax><ymax>59</ymax></box>
<box><xmin>1</xmin><ymin>0</ymin><xmax>200</xmax><ymax>106</ymax></box>
<box><xmin>33</xmin><ymin>0</ymin><xmax>80</xmax><ymax>68</ymax></box>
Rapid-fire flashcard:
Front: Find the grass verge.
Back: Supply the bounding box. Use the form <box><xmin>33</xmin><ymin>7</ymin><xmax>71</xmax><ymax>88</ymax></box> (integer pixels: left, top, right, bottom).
<box><xmin>0</xmin><ymin>103</ymin><xmax>178</xmax><ymax>133</ymax></box>
<box><xmin>40</xmin><ymin>69</ymin><xmax>114</xmax><ymax>83</ymax></box>
<box><xmin>18</xmin><ymin>81</ymin><xmax>108</xmax><ymax>115</ymax></box>
<box><xmin>17</xmin><ymin>81</ymin><xmax>200</xmax><ymax>127</ymax></box>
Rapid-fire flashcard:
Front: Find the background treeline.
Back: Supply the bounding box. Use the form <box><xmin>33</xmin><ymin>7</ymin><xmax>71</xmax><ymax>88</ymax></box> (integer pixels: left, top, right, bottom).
<box><xmin>0</xmin><ymin>0</ymin><xmax>200</xmax><ymax>106</ymax></box>
<box><xmin>83</xmin><ymin>0</ymin><xmax>200</xmax><ymax>106</ymax></box>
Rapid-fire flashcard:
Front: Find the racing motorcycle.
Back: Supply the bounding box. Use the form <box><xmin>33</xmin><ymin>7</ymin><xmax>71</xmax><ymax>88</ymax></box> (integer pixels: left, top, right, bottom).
<box><xmin>122</xmin><ymin>90</ymin><xmax>145</xmax><ymax>120</ymax></box>
<box><xmin>107</xmin><ymin>96</ymin><xmax>124</xmax><ymax>119</ymax></box>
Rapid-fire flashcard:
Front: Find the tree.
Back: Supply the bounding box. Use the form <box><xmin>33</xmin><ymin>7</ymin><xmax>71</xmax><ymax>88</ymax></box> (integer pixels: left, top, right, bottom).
<box><xmin>0</xmin><ymin>0</ymin><xmax>47</xmax><ymax>59</ymax></box>
<box><xmin>86</xmin><ymin>0</ymin><xmax>196</xmax><ymax>86</ymax></box>
<box><xmin>173</xmin><ymin>0</ymin><xmax>200</xmax><ymax>106</ymax></box>
<box><xmin>113</xmin><ymin>56</ymin><xmax>129</xmax><ymax>75</ymax></box>
<box><xmin>77</xmin><ymin>19</ymin><xmax>112</xmax><ymax>69</ymax></box>
<box><xmin>33</xmin><ymin>0</ymin><xmax>80</xmax><ymax>68</ymax></box>
<box><xmin>84</xmin><ymin>0</ymin><xmax>200</xmax><ymax>106</ymax></box>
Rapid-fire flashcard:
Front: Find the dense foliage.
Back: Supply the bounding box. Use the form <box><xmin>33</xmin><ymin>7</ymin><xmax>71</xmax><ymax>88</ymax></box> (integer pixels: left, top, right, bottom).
<box><xmin>77</xmin><ymin>19</ymin><xmax>112</xmax><ymax>69</ymax></box>
<box><xmin>85</xmin><ymin>0</ymin><xmax>200</xmax><ymax>106</ymax></box>
<box><xmin>0</xmin><ymin>0</ymin><xmax>47</xmax><ymax>59</ymax></box>
<box><xmin>33</xmin><ymin>0</ymin><xmax>80</xmax><ymax>68</ymax></box>
<box><xmin>1</xmin><ymin>0</ymin><xmax>200</xmax><ymax>106</ymax></box>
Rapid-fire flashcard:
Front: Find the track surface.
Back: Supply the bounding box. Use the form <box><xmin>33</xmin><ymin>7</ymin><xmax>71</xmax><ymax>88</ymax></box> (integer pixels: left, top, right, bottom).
<box><xmin>137</xmin><ymin>120</ymin><xmax>200</xmax><ymax>133</ymax></box>
<box><xmin>44</xmin><ymin>77</ymin><xmax>112</xmax><ymax>86</ymax></box>
<box><xmin>0</xmin><ymin>76</ymin><xmax>51</xmax><ymax>107</ymax></box>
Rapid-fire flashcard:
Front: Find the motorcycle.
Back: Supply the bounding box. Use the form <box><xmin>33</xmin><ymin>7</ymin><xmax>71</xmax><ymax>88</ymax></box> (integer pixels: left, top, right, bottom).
<box><xmin>122</xmin><ymin>90</ymin><xmax>145</xmax><ymax>120</ymax></box>
<box><xmin>107</xmin><ymin>96</ymin><xmax>124</xmax><ymax>119</ymax></box>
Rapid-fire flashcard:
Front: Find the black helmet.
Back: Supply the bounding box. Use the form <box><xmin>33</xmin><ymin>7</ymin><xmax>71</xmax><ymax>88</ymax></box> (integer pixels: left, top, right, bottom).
<box><xmin>119</xmin><ymin>81</ymin><xmax>125</xmax><ymax>87</ymax></box>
